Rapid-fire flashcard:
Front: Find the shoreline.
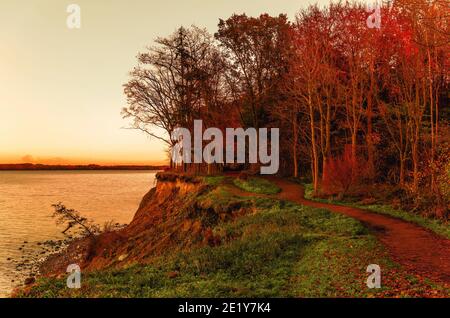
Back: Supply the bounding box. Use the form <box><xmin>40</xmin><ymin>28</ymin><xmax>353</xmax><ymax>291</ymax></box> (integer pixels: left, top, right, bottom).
<box><xmin>13</xmin><ymin>172</ymin><xmax>450</xmax><ymax>298</ymax></box>
<box><xmin>0</xmin><ymin>171</ymin><xmax>154</xmax><ymax>297</ymax></box>
<box><xmin>5</xmin><ymin>238</ymin><xmax>72</xmax><ymax>297</ymax></box>
<box><xmin>0</xmin><ymin>164</ymin><xmax>168</xmax><ymax>171</ymax></box>
<box><xmin>7</xmin><ymin>223</ymin><xmax>128</xmax><ymax>297</ymax></box>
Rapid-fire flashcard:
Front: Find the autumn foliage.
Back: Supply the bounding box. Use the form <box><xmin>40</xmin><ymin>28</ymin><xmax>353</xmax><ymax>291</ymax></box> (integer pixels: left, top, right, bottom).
<box><xmin>321</xmin><ymin>145</ymin><xmax>371</xmax><ymax>198</ymax></box>
<box><xmin>123</xmin><ymin>0</ymin><xmax>449</xmax><ymax>218</ymax></box>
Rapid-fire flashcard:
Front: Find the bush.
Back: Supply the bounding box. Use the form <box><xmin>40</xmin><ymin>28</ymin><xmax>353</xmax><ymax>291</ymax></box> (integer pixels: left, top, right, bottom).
<box><xmin>321</xmin><ymin>145</ymin><xmax>370</xmax><ymax>197</ymax></box>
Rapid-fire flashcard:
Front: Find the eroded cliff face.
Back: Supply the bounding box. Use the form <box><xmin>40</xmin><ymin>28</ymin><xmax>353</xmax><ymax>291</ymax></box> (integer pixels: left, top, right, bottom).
<box><xmin>40</xmin><ymin>172</ymin><xmax>247</xmax><ymax>275</ymax></box>
<box><xmin>132</xmin><ymin>173</ymin><xmax>204</xmax><ymax>222</ymax></box>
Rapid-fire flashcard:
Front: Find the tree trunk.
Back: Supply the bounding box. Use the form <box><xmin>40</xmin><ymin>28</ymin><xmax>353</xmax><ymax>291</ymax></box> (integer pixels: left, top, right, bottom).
<box><xmin>366</xmin><ymin>69</ymin><xmax>375</xmax><ymax>179</ymax></box>
<box><xmin>412</xmin><ymin>123</ymin><xmax>420</xmax><ymax>193</ymax></box>
<box><xmin>308</xmin><ymin>92</ymin><xmax>319</xmax><ymax>194</ymax></box>
<box><xmin>293</xmin><ymin>114</ymin><xmax>298</xmax><ymax>178</ymax></box>
<box><xmin>351</xmin><ymin>132</ymin><xmax>357</xmax><ymax>165</ymax></box>
<box><xmin>399</xmin><ymin>154</ymin><xmax>405</xmax><ymax>187</ymax></box>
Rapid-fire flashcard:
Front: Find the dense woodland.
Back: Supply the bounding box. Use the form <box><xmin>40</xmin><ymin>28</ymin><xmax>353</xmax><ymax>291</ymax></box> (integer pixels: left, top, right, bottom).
<box><xmin>122</xmin><ymin>0</ymin><xmax>449</xmax><ymax>218</ymax></box>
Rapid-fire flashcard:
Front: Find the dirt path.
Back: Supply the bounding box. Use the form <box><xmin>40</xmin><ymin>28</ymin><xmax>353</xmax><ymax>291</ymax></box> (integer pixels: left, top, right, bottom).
<box><xmin>265</xmin><ymin>178</ymin><xmax>450</xmax><ymax>284</ymax></box>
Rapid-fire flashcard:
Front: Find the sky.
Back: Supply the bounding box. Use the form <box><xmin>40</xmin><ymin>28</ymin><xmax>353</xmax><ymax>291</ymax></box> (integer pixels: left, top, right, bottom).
<box><xmin>0</xmin><ymin>0</ymin><xmax>341</xmax><ymax>165</ymax></box>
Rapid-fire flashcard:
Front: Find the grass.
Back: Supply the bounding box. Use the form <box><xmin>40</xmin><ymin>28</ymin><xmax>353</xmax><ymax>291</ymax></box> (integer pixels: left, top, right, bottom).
<box><xmin>350</xmin><ymin>204</ymin><xmax>450</xmax><ymax>239</ymax></box>
<box><xmin>303</xmin><ymin>183</ymin><xmax>315</xmax><ymax>200</ymax></box>
<box><xmin>202</xmin><ymin>175</ymin><xmax>226</xmax><ymax>186</ymax></box>
<box><xmin>233</xmin><ymin>177</ymin><xmax>281</xmax><ymax>195</ymax></box>
<box><xmin>18</xmin><ymin>193</ymin><xmax>448</xmax><ymax>298</ymax></box>
<box><xmin>303</xmin><ymin>183</ymin><xmax>450</xmax><ymax>240</ymax></box>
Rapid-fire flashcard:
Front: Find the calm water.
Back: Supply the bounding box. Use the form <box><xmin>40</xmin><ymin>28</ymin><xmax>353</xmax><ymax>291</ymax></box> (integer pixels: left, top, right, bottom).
<box><xmin>0</xmin><ymin>170</ymin><xmax>157</xmax><ymax>297</ymax></box>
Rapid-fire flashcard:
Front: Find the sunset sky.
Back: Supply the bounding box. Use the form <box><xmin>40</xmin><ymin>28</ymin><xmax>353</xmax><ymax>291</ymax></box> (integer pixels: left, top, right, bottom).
<box><xmin>1</xmin><ymin>0</ymin><xmax>341</xmax><ymax>165</ymax></box>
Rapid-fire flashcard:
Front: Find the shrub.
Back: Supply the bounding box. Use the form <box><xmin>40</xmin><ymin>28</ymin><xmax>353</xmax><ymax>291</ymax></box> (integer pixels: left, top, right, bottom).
<box><xmin>52</xmin><ymin>203</ymin><xmax>100</xmax><ymax>237</ymax></box>
<box><xmin>321</xmin><ymin>145</ymin><xmax>370</xmax><ymax>197</ymax></box>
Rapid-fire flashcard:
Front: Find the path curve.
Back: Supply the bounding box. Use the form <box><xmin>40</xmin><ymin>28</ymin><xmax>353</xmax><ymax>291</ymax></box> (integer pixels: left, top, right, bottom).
<box><xmin>267</xmin><ymin>178</ymin><xmax>450</xmax><ymax>284</ymax></box>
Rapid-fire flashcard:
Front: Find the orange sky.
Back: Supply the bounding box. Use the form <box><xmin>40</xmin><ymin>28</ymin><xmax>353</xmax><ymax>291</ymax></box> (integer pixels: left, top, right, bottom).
<box><xmin>0</xmin><ymin>0</ymin><xmax>337</xmax><ymax>165</ymax></box>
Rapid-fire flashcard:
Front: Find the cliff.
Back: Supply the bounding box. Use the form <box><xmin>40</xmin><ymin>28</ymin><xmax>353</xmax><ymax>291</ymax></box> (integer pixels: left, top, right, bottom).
<box><xmin>17</xmin><ymin>173</ymin><xmax>450</xmax><ymax>297</ymax></box>
<box><xmin>40</xmin><ymin>172</ymin><xmax>250</xmax><ymax>275</ymax></box>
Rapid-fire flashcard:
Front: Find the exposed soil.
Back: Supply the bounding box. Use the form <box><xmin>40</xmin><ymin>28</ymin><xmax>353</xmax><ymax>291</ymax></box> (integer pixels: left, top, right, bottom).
<box><xmin>267</xmin><ymin>177</ymin><xmax>450</xmax><ymax>285</ymax></box>
<box><xmin>38</xmin><ymin>173</ymin><xmax>249</xmax><ymax>276</ymax></box>
<box><xmin>33</xmin><ymin>173</ymin><xmax>450</xmax><ymax>292</ymax></box>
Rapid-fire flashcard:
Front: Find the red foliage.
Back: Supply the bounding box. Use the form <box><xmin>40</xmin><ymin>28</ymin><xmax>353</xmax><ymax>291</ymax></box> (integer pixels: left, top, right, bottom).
<box><xmin>322</xmin><ymin>144</ymin><xmax>370</xmax><ymax>196</ymax></box>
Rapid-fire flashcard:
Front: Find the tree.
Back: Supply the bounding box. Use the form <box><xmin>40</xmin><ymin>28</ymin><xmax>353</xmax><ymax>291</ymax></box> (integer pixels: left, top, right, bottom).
<box><xmin>52</xmin><ymin>203</ymin><xmax>99</xmax><ymax>237</ymax></box>
<box><xmin>123</xmin><ymin>26</ymin><xmax>224</xmax><ymax>170</ymax></box>
<box><xmin>215</xmin><ymin>13</ymin><xmax>292</xmax><ymax>130</ymax></box>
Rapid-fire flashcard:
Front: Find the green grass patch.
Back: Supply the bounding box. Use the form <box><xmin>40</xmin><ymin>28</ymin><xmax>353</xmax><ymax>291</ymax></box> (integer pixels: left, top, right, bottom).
<box><xmin>233</xmin><ymin>177</ymin><xmax>281</xmax><ymax>195</ymax></box>
<box><xmin>18</xmin><ymin>193</ymin><xmax>448</xmax><ymax>298</ymax></box>
<box><xmin>202</xmin><ymin>176</ymin><xmax>226</xmax><ymax>186</ymax></box>
<box><xmin>196</xmin><ymin>185</ymin><xmax>249</xmax><ymax>212</ymax></box>
<box><xmin>351</xmin><ymin>204</ymin><xmax>450</xmax><ymax>239</ymax></box>
<box><xmin>303</xmin><ymin>183</ymin><xmax>315</xmax><ymax>200</ymax></box>
<box><xmin>303</xmin><ymin>183</ymin><xmax>450</xmax><ymax>239</ymax></box>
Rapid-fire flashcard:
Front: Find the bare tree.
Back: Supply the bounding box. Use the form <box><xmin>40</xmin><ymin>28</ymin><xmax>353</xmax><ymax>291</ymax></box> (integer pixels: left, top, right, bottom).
<box><xmin>52</xmin><ymin>203</ymin><xmax>99</xmax><ymax>237</ymax></box>
<box><xmin>123</xmin><ymin>26</ymin><xmax>227</xmax><ymax>170</ymax></box>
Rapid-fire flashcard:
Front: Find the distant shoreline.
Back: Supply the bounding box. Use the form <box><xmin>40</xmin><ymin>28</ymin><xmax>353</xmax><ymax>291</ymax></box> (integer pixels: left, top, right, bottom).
<box><xmin>0</xmin><ymin>163</ymin><xmax>168</xmax><ymax>171</ymax></box>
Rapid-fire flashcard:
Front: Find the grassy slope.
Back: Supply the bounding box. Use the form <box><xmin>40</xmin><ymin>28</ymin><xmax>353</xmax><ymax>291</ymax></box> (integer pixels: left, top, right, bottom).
<box><xmin>19</xmin><ymin>180</ymin><xmax>448</xmax><ymax>298</ymax></box>
<box><xmin>303</xmin><ymin>184</ymin><xmax>450</xmax><ymax>240</ymax></box>
<box><xmin>233</xmin><ymin>177</ymin><xmax>281</xmax><ymax>195</ymax></box>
